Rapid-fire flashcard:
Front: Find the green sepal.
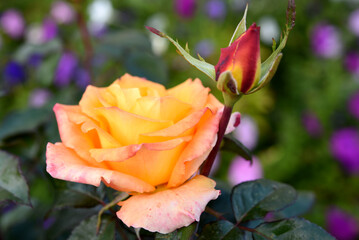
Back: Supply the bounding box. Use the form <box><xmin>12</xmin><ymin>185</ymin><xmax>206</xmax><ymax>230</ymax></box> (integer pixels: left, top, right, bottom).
<box><xmin>146</xmin><ymin>26</ymin><xmax>216</xmax><ymax>81</ymax></box>
<box><xmin>217</xmin><ymin>71</ymin><xmax>239</xmax><ymax>95</ymax></box>
<box><xmin>228</xmin><ymin>4</ymin><xmax>248</xmax><ymax>46</ymax></box>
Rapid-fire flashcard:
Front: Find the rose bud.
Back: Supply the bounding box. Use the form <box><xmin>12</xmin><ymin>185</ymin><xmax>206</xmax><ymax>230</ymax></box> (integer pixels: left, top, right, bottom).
<box><xmin>215</xmin><ymin>23</ymin><xmax>261</xmax><ymax>95</ymax></box>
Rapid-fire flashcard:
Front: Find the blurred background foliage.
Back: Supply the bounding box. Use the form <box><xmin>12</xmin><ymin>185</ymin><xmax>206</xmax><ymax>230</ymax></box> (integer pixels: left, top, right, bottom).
<box><xmin>0</xmin><ymin>0</ymin><xmax>358</xmax><ymax>239</ymax></box>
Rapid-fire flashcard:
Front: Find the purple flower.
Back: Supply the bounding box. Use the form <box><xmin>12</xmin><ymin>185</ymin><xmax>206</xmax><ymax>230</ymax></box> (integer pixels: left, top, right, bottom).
<box><xmin>348</xmin><ymin>9</ymin><xmax>359</xmax><ymax>36</ymax></box>
<box><xmin>330</xmin><ymin>128</ymin><xmax>359</xmax><ymax>174</ymax></box>
<box><xmin>29</xmin><ymin>89</ymin><xmax>51</xmax><ymax>108</ymax></box>
<box><xmin>205</xmin><ymin>0</ymin><xmax>227</xmax><ymax>20</ymax></box>
<box><xmin>195</xmin><ymin>40</ymin><xmax>214</xmax><ymax>58</ymax></box>
<box><xmin>4</xmin><ymin>61</ymin><xmax>26</xmax><ymax>86</ymax></box>
<box><xmin>54</xmin><ymin>52</ymin><xmax>78</xmax><ymax>87</ymax></box>
<box><xmin>228</xmin><ymin>156</ymin><xmax>263</xmax><ymax>185</ymax></box>
<box><xmin>348</xmin><ymin>92</ymin><xmax>359</xmax><ymax>120</ymax></box>
<box><xmin>174</xmin><ymin>0</ymin><xmax>196</xmax><ymax>18</ymax></box>
<box><xmin>0</xmin><ymin>9</ymin><xmax>25</xmax><ymax>39</ymax></box>
<box><xmin>27</xmin><ymin>54</ymin><xmax>42</xmax><ymax>68</ymax></box>
<box><xmin>326</xmin><ymin>207</ymin><xmax>359</xmax><ymax>240</ymax></box>
<box><xmin>302</xmin><ymin>112</ymin><xmax>323</xmax><ymax>137</ymax></box>
<box><xmin>42</xmin><ymin>18</ymin><xmax>58</xmax><ymax>42</ymax></box>
<box><xmin>51</xmin><ymin>1</ymin><xmax>75</xmax><ymax>24</ymax></box>
<box><xmin>345</xmin><ymin>52</ymin><xmax>359</xmax><ymax>76</ymax></box>
<box><xmin>233</xmin><ymin>115</ymin><xmax>259</xmax><ymax>150</ymax></box>
<box><xmin>74</xmin><ymin>68</ymin><xmax>91</xmax><ymax>89</ymax></box>
<box><xmin>311</xmin><ymin>23</ymin><xmax>342</xmax><ymax>59</ymax></box>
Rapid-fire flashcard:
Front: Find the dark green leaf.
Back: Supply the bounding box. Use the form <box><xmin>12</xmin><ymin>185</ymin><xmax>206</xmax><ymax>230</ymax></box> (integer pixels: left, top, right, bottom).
<box><xmin>232</xmin><ymin>179</ymin><xmax>296</xmax><ymax>223</ymax></box>
<box><xmin>270</xmin><ymin>191</ymin><xmax>315</xmax><ymax>220</ymax></box>
<box><xmin>55</xmin><ymin>188</ymin><xmax>101</xmax><ymax>209</ymax></box>
<box><xmin>198</xmin><ymin>220</ymin><xmax>247</xmax><ymax>240</ymax></box>
<box><xmin>253</xmin><ymin>218</ymin><xmax>335</xmax><ymax>240</ymax></box>
<box><xmin>155</xmin><ymin>223</ymin><xmax>197</xmax><ymax>240</ymax></box>
<box><xmin>124</xmin><ymin>51</ymin><xmax>168</xmax><ymax>85</ymax></box>
<box><xmin>0</xmin><ymin>151</ymin><xmax>30</xmax><ymax>205</ymax></box>
<box><xmin>221</xmin><ymin>136</ymin><xmax>252</xmax><ymax>161</ymax></box>
<box><xmin>68</xmin><ymin>215</ymin><xmax>115</xmax><ymax>240</ymax></box>
<box><xmin>0</xmin><ymin>108</ymin><xmax>51</xmax><ymax>141</ymax></box>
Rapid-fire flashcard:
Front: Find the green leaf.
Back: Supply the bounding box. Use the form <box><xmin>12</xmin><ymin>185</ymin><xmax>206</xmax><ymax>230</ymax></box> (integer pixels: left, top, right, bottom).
<box><xmin>253</xmin><ymin>218</ymin><xmax>335</xmax><ymax>240</ymax></box>
<box><xmin>221</xmin><ymin>135</ymin><xmax>252</xmax><ymax>161</ymax></box>
<box><xmin>270</xmin><ymin>191</ymin><xmax>315</xmax><ymax>220</ymax></box>
<box><xmin>0</xmin><ymin>151</ymin><xmax>30</xmax><ymax>205</ymax></box>
<box><xmin>14</xmin><ymin>39</ymin><xmax>62</xmax><ymax>63</ymax></box>
<box><xmin>232</xmin><ymin>179</ymin><xmax>296</xmax><ymax>223</ymax></box>
<box><xmin>55</xmin><ymin>183</ymin><xmax>103</xmax><ymax>209</ymax></box>
<box><xmin>198</xmin><ymin>220</ymin><xmax>247</xmax><ymax>240</ymax></box>
<box><xmin>0</xmin><ymin>108</ymin><xmax>51</xmax><ymax>141</ymax></box>
<box><xmin>36</xmin><ymin>53</ymin><xmax>61</xmax><ymax>86</ymax></box>
<box><xmin>146</xmin><ymin>26</ymin><xmax>216</xmax><ymax>81</ymax></box>
<box><xmin>228</xmin><ymin>4</ymin><xmax>248</xmax><ymax>46</ymax></box>
<box><xmin>155</xmin><ymin>223</ymin><xmax>197</xmax><ymax>240</ymax></box>
<box><xmin>68</xmin><ymin>215</ymin><xmax>115</xmax><ymax>240</ymax></box>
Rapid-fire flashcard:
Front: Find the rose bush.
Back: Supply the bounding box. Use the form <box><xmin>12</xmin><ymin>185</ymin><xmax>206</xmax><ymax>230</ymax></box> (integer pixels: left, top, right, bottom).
<box><xmin>46</xmin><ymin>74</ymin><xmax>223</xmax><ymax>233</ymax></box>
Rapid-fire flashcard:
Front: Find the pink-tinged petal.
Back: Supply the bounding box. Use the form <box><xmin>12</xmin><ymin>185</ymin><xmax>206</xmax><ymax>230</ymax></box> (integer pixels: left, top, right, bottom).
<box><xmin>167</xmin><ymin>79</ymin><xmax>210</xmax><ymax>110</ymax></box>
<box><xmin>168</xmin><ymin>107</ymin><xmax>223</xmax><ymax>187</ymax></box>
<box><xmin>117</xmin><ymin>175</ymin><xmax>220</xmax><ymax>234</ymax></box>
<box><xmin>225</xmin><ymin>112</ymin><xmax>241</xmax><ymax>135</ymax></box>
<box><xmin>46</xmin><ymin>142</ymin><xmax>155</xmax><ymax>193</ymax></box>
<box><xmin>90</xmin><ymin>137</ymin><xmax>192</xmax><ymax>162</ymax></box>
<box><xmin>116</xmin><ymin>73</ymin><xmax>166</xmax><ymax>96</ymax></box>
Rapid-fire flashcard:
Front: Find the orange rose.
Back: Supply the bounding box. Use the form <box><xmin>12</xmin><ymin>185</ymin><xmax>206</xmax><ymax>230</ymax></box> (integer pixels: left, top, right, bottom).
<box><xmin>46</xmin><ymin>74</ymin><xmax>223</xmax><ymax>233</ymax></box>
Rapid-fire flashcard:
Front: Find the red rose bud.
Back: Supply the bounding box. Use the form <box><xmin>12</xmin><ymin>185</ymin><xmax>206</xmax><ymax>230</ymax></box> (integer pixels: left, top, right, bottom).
<box><xmin>215</xmin><ymin>23</ymin><xmax>261</xmax><ymax>95</ymax></box>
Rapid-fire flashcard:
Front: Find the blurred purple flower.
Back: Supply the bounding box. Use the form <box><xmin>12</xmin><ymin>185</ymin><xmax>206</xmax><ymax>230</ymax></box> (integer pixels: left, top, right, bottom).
<box><xmin>228</xmin><ymin>156</ymin><xmax>263</xmax><ymax>185</ymax></box>
<box><xmin>345</xmin><ymin>52</ymin><xmax>359</xmax><ymax>76</ymax></box>
<box><xmin>27</xmin><ymin>54</ymin><xmax>42</xmax><ymax>68</ymax></box>
<box><xmin>348</xmin><ymin>9</ymin><xmax>359</xmax><ymax>36</ymax></box>
<box><xmin>195</xmin><ymin>40</ymin><xmax>214</xmax><ymax>58</ymax></box>
<box><xmin>302</xmin><ymin>112</ymin><xmax>323</xmax><ymax>137</ymax></box>
<box><xmin>348</xmin><ymin>92</ymin><xmax>359</xmax><ymax>120</ymax></box>
<box><xmin>205</xmin><ymin>0</ymin><xmax>227</xmax><ymax>20</ymax></box>
<box><xmin>43</xmin><ymin>217</ymin><xmax>56</xmax><ymax>230</ymax></box>
<box><xmin>51</xmin><ymin>1</ymin><xmax>75</xmax><ymax>24</ymax></box>
<box><xmin>175</xmin><ymin>0</ymin><xmax>196</xmax><ymax>18</ymax></box>
<box><xmin>29</xmin><ymin>89</ymin><xmax>51</xmax><ymax>108</ymax></box>
<box><xmin>233</xmin><ymin>115</ymin><xmax>259</xmax><ymax>150</ymax></box>
<box><xmin>311</xmin><ymin>23</ymin><xmax>342</xmax><ymax>59</ymax></box>
<box><xmin>0</xmin><ymin>9</ymin><xmax>25</xmax><ymax>39</ymax></box>
<box><xmin>4</xmin><ymin>61</ymin><xmax>26</xmax><ymax>86</ymax></box>
<box><xmin>326</xmin><ymin>207</ymin><xmax>359</xmax><ymax>240</ymax></box>
<box><xmin>74</xmin><ymin>68</ymin><xmax>91</xmax><ymax>89</ymax></box>
<box><xmin>330</xmin><ymin>128</ymin><xmax>359</xmax><ymax>174</ymax></box>
<box><xmin>54</xmin><ymin>52</ymin><xmax>78</xmax><ymax>87</ymax></box>
<box><xmin>42</xmin><ymin>18</ymin><xmax>58</xmax><ymax>42</ymax></box>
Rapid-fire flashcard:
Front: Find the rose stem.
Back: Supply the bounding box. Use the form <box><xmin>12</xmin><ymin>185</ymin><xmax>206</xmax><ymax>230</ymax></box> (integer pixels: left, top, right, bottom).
<box><xmin>201</xmin><ymin>105</ymin><xmax>233</xmax><ymax>176</ymax></box>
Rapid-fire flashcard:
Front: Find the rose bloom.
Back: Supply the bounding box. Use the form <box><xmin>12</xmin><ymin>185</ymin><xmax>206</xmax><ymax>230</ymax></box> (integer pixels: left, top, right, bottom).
<box><xmin>46</xmin><ymin>74</ymin><xmax>222</xmax><ymax>233</ymax></box>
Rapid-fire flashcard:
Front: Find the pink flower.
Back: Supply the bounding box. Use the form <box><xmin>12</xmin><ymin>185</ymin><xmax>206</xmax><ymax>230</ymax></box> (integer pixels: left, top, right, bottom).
<box><xmin>228</xmin><ymin>156</ymin><xmax>263</xmax><ymax>185</ymax></box>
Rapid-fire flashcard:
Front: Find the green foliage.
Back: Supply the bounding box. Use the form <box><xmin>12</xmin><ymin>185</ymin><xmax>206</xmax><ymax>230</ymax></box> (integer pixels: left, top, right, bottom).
<box><xmin>0</xmin><ymin>150</ymin><xmax>30</xmax><ymax>205</ymax></box>
<box><xmin>155</xmin><ymin>223</ymin><xmax>197</xmax><ymax>240</ymax></box>
<box><xmin>68</xmin><ymin>215</ymin><xmax>115</xmax><ymax>240</ymax></box>
<box><xmin>221</xmin><ymin>135</ymin><xmax>252</xmax><ymax>161</ymax></box>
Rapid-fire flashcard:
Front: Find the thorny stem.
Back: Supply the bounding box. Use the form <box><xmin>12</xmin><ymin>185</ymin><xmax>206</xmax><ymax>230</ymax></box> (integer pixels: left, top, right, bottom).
<box><xmin>200</xmin><ymin>105</ymin><xmax>233</xmax><ymax>176</ymax></box>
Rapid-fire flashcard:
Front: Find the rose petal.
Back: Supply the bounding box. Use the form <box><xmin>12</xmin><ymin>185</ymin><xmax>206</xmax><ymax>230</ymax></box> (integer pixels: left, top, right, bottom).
<box><xmin>167</xmin><ymin>79</ymin><xmax>210</xmax><ymax>110</ymax></box>
<box><xmin>94</xmin><ymin>107</ymin><xmax>173</xmax><ymax>145</ymax></box>
<box><xmin>168</xmin><ymin>107</ymin><xmax>223</xmax><ymax>187</ymax></box>
<box><xmin>46</xmin><ymin>142</ymin><xmax>155</xmax><ymax>193</ymax></box>
<box><xmin>117</xmin><ymin>175</ymin><xmax>220</xmax><ymax>234</ymax></box>
<box><xmin>117</xmin><ymin>73</ymin><xmax>166</xmax><ymax>96</ymax></box>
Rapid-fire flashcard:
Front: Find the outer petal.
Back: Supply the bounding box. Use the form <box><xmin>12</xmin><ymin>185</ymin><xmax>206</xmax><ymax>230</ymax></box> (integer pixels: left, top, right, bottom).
<box><xmin>117</xmin><ymin>175</ymin><xmax>220</xmax><ymax>234</ymax></box>
<box><xmin>167</xmin><ymin>107</ymin><xmax>223</xmax><ymax>187</ymax></box>
<box><xmin>46</xmin><ymin>142</ymin><xmax>155</xmax><ymax>193</ymax></box>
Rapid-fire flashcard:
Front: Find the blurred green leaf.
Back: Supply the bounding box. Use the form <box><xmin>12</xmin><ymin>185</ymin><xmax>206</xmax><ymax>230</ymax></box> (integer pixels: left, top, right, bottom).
<box><xmin>0</xmin><ymin>108</ymin><xmax>51</xmax><ymax>141</ymax></box>
<box><xmin>0</xmin><ymin>151</ymin><xmax>30</xmax><ymax>205</ymax></box>
<box><xmin>253</xmin><ymin>218</ymin><xmax>335</xmax><ymax>240</ymax></box>
<box><xmin>221</xmin><ymin>135</ymin><xmax>252</xmax><ymax>161</ymax></box>
<box><xmin>155</xmin><ymin>222</ymin><xmax>197</xmax><ymax>240</ymax></box>
<box><xmin>36</xmin><ymin>53</ymin><xmax>61</xmax><ymax>86</ymax></box>
<box><xmin>198</xmin><ymin>220</ymin><xmax>247</xmax><ymax>240</ymax></box>
<box><xmin>55</xmin><ymin>184</ymin><xmax>102</xmax><ymax>209</ymax></box>
<box><xmin>68</xmin><ymin>215</ymin><xmax>115</xmax><ymax>240</ymax></box>
<box><xmin>124</xmin><ymin>52</ymin><xmax>168</xmax><ymax>84</ymax></box>
<box><xmin>270</xmin><ymin>191</ymin><xmax>315</xmax><ymax>220</ymax></box>
<box><xmin>232</xmin><ymin>179</ymin><xmax>296</xmax><ymax>223</ymax></box>
<box><xmin>13</xmin><ymin>39</ymin><xmax>62</xmax><ymax>63</ymax></box>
